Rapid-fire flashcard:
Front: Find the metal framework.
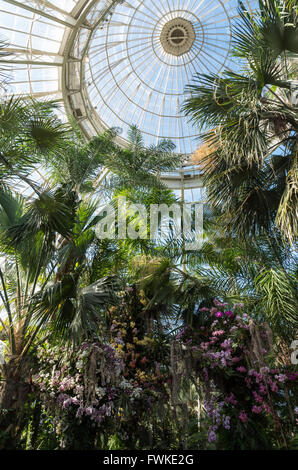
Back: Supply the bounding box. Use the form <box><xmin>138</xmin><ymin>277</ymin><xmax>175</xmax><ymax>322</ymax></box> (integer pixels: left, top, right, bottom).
<box><xmin>0</xmin><ymin>0</ymin><xmax>256</xmax><ymax>195</ymax></box>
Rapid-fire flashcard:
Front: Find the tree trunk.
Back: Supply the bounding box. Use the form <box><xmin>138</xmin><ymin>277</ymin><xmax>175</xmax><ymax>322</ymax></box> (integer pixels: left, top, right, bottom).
<box><xmin>0</xmin><ymin>358</ymin><xmax>31</xmax><ymax>449</ymax></box>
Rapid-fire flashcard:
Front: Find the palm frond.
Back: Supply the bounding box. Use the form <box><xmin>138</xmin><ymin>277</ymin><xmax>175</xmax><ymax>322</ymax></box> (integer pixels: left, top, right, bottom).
<box><xmin>7</xmin><ymin>188</ymin><xmax>76</xmax><ymax>245</ymax></box>
<box><xmin>255</xmin><ymin>268</ymin><xmax>298</xmax><ymax>327</ymax></box>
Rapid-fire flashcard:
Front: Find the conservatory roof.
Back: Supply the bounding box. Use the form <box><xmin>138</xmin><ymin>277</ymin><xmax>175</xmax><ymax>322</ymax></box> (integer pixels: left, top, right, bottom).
<box><xmin>0</xmin><ymin>0</ymin><xmax>257</xmax><ymax>157</ymax></box>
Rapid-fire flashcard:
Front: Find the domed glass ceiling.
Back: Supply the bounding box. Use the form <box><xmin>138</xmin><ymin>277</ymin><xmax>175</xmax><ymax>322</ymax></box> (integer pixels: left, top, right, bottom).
<box><xmin>0</xmin><ymin>0</ymin><xmax>256</xmax><ymax>156</ymax></box>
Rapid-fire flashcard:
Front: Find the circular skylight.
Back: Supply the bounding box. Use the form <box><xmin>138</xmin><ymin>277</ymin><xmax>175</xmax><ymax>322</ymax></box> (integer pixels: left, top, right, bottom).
<box><xmin>160</xmin><ymin>18</ymin><xmax>195</xmax><ymax>56</ymax></box>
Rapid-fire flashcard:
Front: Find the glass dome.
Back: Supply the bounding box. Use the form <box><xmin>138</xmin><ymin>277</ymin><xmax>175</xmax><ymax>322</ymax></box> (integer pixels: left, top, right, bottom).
<box><xmin>0</xmin><ymin>0</ymin><xmax>257</xmax><ymax>156</ymax></box>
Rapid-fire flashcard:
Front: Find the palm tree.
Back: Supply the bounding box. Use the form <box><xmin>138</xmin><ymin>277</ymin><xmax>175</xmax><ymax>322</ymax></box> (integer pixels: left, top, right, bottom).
<box><xmin>42</xmin><ymin>119</ymin><xmax>105</xmax><ymax>195</ymax></box>
<box><xmin>0</xmin><ymin>185</ymin><xmax>121</xmax><ymax>447</ymax></box>
<box><xmin>182</xmin><ymin>0</ymin><xmax>298</xmax><ymax>244</ymax></box>
<box><xmin>0</xmin><ymin>100</ymin><xmax>116</xmax><ymax>445</ymax></box>
<box><xmin>0</xmin><ymin>113</ymin><xmax>184</xmax><ymax>446</ymax></box>
<box><xmin>128</xmin><ymin>204</ymin><xmax>297</xmax><ymax>342</ymax></box>
<box><xmin>42</xmin><ymin>122</ymin><xmax>185</xmax><ymax>277</ymax></box>
<box><xmin>0</xmin><ymin>97</ymin><xmax>69</xmax><ymax>195</ymax></box>
<box><xmin>183</xmin><ymin>213</ymin><xmax>297</xmax><ymax>340</ymax></box>
<box><xmin>89</xmin><ymin>124</ymin><xmax>183</xmax><ymax>192</ymax></box>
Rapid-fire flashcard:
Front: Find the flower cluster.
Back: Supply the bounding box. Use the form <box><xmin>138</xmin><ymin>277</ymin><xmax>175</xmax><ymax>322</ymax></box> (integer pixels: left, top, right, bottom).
<box><xmin>34</xmin><ymin>341</ymin><xmax>135</xmax><ymax>425</ymax></box>
<box><xmin>108</xmin><ymin>301</ymin><xmax>170</xmax><ymax>395</ymax></box>
<box><xmin>176</xmin><ymin>300</ymin><xmax>297</xmax><ymax>443</ymax></box>
<box><xmin>205</xmin><ymin>397</ymin><xmax>231</xmax><ymax>443</ymax></box>
<box><xmin>33</xmin><ymin>298</ymin><xmax>171</xmax><ymax>428</ymax></box>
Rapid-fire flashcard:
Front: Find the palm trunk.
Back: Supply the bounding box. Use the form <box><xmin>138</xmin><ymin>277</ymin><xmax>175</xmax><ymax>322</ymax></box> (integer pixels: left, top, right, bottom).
<box><xmin>0</xmin><ymin>358</ymin><xmax>30</xmax><ymax>449</ymax></box>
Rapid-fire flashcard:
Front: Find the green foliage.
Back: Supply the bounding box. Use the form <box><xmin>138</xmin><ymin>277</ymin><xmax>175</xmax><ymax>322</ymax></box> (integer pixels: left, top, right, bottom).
<box><xmin>0</xmin><ymin>16</ymin><xmax>297</xmax><ymax>448</ymax></box>
<box><xmin>0</xmin><ymin>98</ymin><xmax>69</xmax><ymax>191</ymax></box>
<box><xmin>182</xmin><ymin>0</ymin><xmax>298</xmax><ymax>243</ymax></box>
<box><xmin>90</xmin><ymin>124</ymin><xmax>182</xmax><ymax>191</ymax></box>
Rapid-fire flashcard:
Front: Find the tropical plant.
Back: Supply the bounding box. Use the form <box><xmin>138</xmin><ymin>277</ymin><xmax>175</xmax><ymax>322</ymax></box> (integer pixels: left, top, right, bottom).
<box><xmin>173</xmin><ymin>300</ymin><xmax>297</xmax><ymax>450</ymax></box>
<box><xmin>0</xmin><ymin>185</ymin><xmax>121</xmax><ymax>447</ymax></box>
<box><xmin>129</xmin><ymin>208</ymin><xmax>297</xmax><ymax>342</ymax></box>
<box><xmin>0</xmin><ymin>38</ymin><xmax>297</xmax><ymax>449</ymax></box>
<box><xmin>89</xmin><ymin>124</ymin><xmax>183</xmax><ymax>192</ymax></box>
<box><xmin>182</xmin><ymin>0</ymin><xmax>298</xmax><ymax>244</ymax></box>
<box><xmin>0</xmin><ymin>106</ymin><xmax>187</xmax><ymax>447</ymax></box>
<box><xmin>0</xmin><ymin>97</ymin><xmax>69</xmax><ymax>194</ymax></box>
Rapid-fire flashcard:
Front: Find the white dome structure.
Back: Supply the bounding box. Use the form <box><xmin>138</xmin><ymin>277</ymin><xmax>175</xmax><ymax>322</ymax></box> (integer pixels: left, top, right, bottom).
<box><xmin>0</xmin><ymin>0</ymin><xmax>256</xmax><ymax>194</ymax></box>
